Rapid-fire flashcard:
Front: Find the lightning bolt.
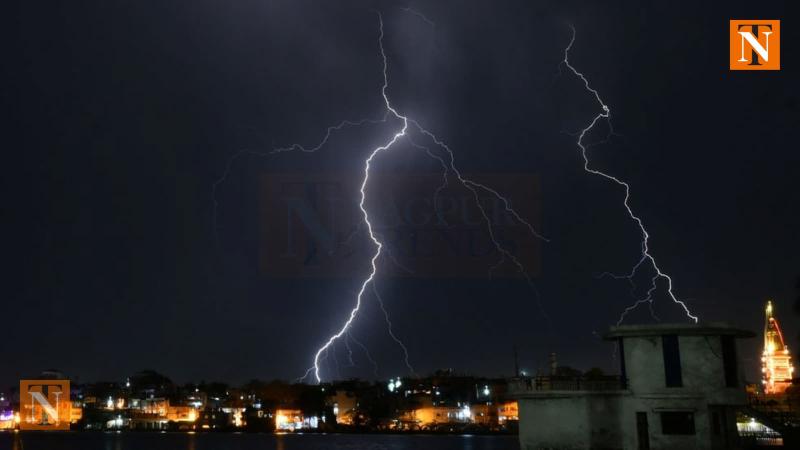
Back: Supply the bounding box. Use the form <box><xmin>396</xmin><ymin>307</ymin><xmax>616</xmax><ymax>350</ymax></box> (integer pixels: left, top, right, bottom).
<box><xmin>348</xmin><ymin>332</ymin><xmax>380</xmax><ymax>377</ymax></box>
<box><xmin>343</xmin><ymin>333</ymin><xmax>356</xmax><ymax>367</ymax></box>
<box><xmin>406</xmin><ymin>135</ymin><xmax>450</xmax><ymax>227</ymax></box>
<box><xmin>372</xmin><ymin>281</ymin><xmax>416</xmax><ymax>376</ymax></box>
<box><xmin>560</xmin><ymin>25</ymin><xmax>698</xmax><ymax>325</ymax></box>
<box><xmin>301</xmin><ymin>13</ymin><xmax>549</xmax><ymax>382</ymax></box>
<box><xmin>299</xmin><ymin>11</ymin><xmax>414</xmax><ymax>383</ymax></box>
<box><xmin>400</xmin><ymin>6</ymin><xmax>436</xmax><ymax>28</ymax></box>
<box><xmin>211</xmin><ymin>115</ymin><xmax>387</xmax><ymax>245</ymax></box>
<box><xmin>215</xmin><ymin>11</ymin><xmax>549</xmax><ymax>384</ymax></box>
<box><xmin>409</xmin><ymin>121</ymin><xmax>552</xmax><ymax>323</ymax></box>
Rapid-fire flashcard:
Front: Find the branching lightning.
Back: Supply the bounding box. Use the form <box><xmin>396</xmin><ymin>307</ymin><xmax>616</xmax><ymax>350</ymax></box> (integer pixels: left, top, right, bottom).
<box><xmin>406</xmin><ymin>135</ymin><xmax>450</xmax><ymax>226</ymax></box>
<box><xmin>212</xmin><ymin>115</ymin><xmax>388</xmax><ymax>244</ymax></box>
<box><xmin>560</xmin><ymin>25</ymin><xmax>698</xmax><ymax>325</ymax></box>
<box><xmin>410</xmin><ymin>122</ymin><xmax>551</xmax><ymax>322</ymax></box>
<box><xmin>400</xmin><ymin>6</ymin><xmax>435</xmax><ymax>27</ymax></box>
<box><xmin>372</xmin><ymin>281</ymin><xmax>416</xmax><ymax>376</ymax></box>
<box><xmin>348</xmin><ymin>332</ymin><xmax>380</xmax><ymax>377</ymax></box>
<box><xmin>216</xmin><ymin>11</ymin><xmax>549</xmax><ymax>384</ymax></box>
<box><xmin>304</xmin><ymin>11</ymin><xmax>409</xmax><ymax>380</ymax></box>
<box><xmin>299</xmin><ymin>13</ymin><xmax>549</xmax><ymax>381</ymax></box>
<box><xmin>343</xmin><ymin>333</ymin><xmax>356</xmax><ymax>367</ymax></box>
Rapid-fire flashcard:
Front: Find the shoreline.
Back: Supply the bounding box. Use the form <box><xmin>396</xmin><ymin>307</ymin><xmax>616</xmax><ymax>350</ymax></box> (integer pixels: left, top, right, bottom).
<box><xmin>1</xmin><ymin>429</ymin><xmax>518</xmax><ymax>437</ymax></box>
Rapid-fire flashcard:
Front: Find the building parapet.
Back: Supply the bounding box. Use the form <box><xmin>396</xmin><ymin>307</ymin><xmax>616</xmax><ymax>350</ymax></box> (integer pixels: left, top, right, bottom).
<box><xmin>509</xmin><ymin>375</ymin><xmax>627</xmax><ymax>396</ymax></box>
<box><xmin>603</xmin><ymin>322</ymin><xmax>755</xmax><ymax>340</ymax></box>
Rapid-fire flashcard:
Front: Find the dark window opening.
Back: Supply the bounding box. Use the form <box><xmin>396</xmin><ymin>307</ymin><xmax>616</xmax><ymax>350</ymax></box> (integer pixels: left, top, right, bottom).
<box><xmin>662</xmin><ymin>335</ymin><xmax>683</xmax><ymax>387</ymax></box>
<box><xmin>636</xmin><ymin>412</ymin><xmax>650</xmax><ymax>450</ymax></box>
<box><xmin>661</xmin><ymin>411</ymin><xmax>696</xmax><ymax>435</ymax></box>
<box><xmin>618</xmin><ymin>338</ymin><xmax>628</xmax><ymax>389</ymax></box>
<box><xmin>721</xmin><ymin>336</ymin><xmax>738</xmax><ymax>388</ymax></box>
<box><xmin>711</xmin><ymin>411</ymin><xmax>721</xmax><ymax>435</ymax></box>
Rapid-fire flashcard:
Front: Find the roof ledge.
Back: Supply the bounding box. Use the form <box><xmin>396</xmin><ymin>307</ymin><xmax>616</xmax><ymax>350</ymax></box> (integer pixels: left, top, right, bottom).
<box><xmin>603</xmin><ymin>322</ymin><xmax>755</xmax><ymax>340</ymax></box>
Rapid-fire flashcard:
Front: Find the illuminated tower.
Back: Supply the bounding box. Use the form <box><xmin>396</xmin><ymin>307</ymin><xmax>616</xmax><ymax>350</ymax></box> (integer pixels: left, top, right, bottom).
<box><xmin>762</xmin><ymin>300</ymin><xmax>795</xmax><ymax>394</ymax></box>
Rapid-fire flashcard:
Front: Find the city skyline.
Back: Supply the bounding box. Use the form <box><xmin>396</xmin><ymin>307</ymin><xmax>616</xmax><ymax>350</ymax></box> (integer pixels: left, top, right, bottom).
<box><xmin>2</xmin><ymin>297</ymin><xmax>792</xmax><ymax>392</ymax></box>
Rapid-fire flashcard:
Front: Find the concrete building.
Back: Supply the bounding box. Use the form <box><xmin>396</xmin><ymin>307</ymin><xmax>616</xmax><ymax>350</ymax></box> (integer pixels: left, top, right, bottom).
<box><xmin>513</xmin><ymin>323</ymin><xmax>754</xmax><ymax>450</ymax></box>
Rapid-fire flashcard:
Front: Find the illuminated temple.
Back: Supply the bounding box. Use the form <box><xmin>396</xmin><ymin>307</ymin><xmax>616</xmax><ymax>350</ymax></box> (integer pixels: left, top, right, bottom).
<box><xmin>762</xmin><ymin>300</ymin><xmax>794</xmax><ymax>394</ymax></box>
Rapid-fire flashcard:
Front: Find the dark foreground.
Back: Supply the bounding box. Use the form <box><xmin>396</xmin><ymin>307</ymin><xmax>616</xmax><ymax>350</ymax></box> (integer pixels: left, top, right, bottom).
<box><xmin>0</xmin><ymin>432</ymin><xmax>520</xmax><ymax>450</ymax></box>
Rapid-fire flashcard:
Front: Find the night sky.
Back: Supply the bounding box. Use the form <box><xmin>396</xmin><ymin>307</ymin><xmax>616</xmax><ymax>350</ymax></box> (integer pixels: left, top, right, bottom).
<box><xmin>5</xmin><ymin>0</ymin><xmax>797</xmax><ymax>390</ymax></box>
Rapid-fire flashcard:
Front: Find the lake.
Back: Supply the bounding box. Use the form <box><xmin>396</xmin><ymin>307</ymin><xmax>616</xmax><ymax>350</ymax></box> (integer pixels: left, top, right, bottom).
<box><xmin>0</xmin><ymin>432</ymin><xmax>520</xmax><ymax>450</ymax></box>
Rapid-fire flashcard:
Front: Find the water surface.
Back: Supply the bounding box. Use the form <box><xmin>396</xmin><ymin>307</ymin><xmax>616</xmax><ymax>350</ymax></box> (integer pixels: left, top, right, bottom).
<box><xmin>0</xmin><ymin>432</ymin><xmax>520</xmax><ymax>450</ymax></box>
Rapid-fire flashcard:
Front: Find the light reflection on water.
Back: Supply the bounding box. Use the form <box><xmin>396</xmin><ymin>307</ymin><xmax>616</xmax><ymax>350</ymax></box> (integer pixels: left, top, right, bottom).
<box><xmin>2</xmin><ymin>432</ymin><xmax>519</xmax><ymax>450</ymax></box>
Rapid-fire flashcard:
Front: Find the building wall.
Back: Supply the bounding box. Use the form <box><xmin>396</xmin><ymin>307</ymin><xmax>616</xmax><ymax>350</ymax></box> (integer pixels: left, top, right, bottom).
<box><xmin>516</xmin><ymin>326</ymin><xmax>751</xmax><ymax>450</ymax></box>
<box><xmin>518</xmin><ymin>393</ymin><xmax>623</xmax><ymax>450</ymax></box>
<box><xmin>519</xmin><ymin>390</ymin><xmax>740</xmax><ymax>450</ymax></box>
<box><xmin>619</xmin><ymin>334</ymin><xmax>745</xmax><ymax>450</ymax></box>
<box><xmin>620</xmin><ymin>396</ymin><xmax>708</xmax><ymax>450</ymax></box>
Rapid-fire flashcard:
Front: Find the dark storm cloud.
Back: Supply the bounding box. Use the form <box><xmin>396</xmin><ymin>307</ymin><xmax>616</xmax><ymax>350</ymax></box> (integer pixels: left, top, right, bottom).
<box><xmin>3</xmin><ymin>0</ymin><xmax>796</xmax><ymax>389</ymax></box>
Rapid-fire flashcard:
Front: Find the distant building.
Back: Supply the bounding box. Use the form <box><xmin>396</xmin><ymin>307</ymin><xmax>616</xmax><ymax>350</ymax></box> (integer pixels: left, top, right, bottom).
<box><xmin>220</xmin><ymin>407</ymin><xmax>246</xmax><ymax>428</ymax></box>
<box><xmin>166</xmin><ymin>405</ymin><xmax>197</xmax><ymax>423</ymax></box>
<box><xmin>69</xmin><ymin>401</ymin><xmax>83</xmax><ymax>424</ymax></box>
<box><xmin>470</xmin><ymin>403</ymin><xmax>495</xmax><ymax>426</ymax></box>
<box><xmin>512</xmin><ymin>323</ymin><xmax>754</xmax><ymax>450</ymax></box>
<box><xmin>0</xmin><ymin>392</ymin><xmax>15</xmax><ymax>430</ymax></box>
<box><xmin>126</xmin><ymin>398</ymin><xmax>197</xmax><ymax>430</ymax></box>
<box><xmin>0</xmin><ymin>394</ymin><xmax>13</xmax><ymax>429</ymax></box>
<box><xmin>196</xmin><ymin>407</ymin><xmax>232</xmax><ymax>430</ymax></box>
<box><xmin>399</xmin><ymin>404</ymin><xmax>472</xmax><ymax>428</ymax></box>
<box><xmin>137</xmin><ymin>397</ymin><xmax>168</xmax><ymax>416</ymax></box>
<box><xmin>497</xmin><ymin>400</ymin><xmax>518</xmax><ymax>425</ymax></box>
<box><xmin>762</xmin><ymin>300</ymin><xmax>794</xmax><ymax>394</ymax></box>
<box><xmin>274</xmin><ymin>409</ymin><xmax>318</xmax><ymax>431</ymax></box>
<box><xmin>329</xmin><ymin>389</ymin><xmax>358</xmax><ymax>425</ymax></box>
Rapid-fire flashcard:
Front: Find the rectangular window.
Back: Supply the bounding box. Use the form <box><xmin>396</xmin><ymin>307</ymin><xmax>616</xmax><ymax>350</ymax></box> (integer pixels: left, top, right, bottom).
<box><xmin>636</xmin><ymin>412</ymin><xmax>650</xmax><ymax>450</ymax></box>
<box><xmin>721</xmin><ymin>336</ymin><xmax>738</xmax><ymax>388</ymax></box>
<box><xmin>660</xmin><ymin>411</ymin><xmax>695</xmax><ymax>435</ymax></box>
<box><xmin>662</xmin><ymin>335</ymin><xmax>683</xmax><ymax>387</ymax></box>
<box><xmin>618</xmin><ymin>338</ymin><xmax>628</xmax><ymax>389</ymax></box>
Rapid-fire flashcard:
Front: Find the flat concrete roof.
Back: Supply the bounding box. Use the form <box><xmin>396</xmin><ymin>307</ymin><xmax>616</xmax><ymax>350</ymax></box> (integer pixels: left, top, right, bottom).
<box><xmin>603</xmin><ymin>322</ymin><xmax>756</xmax><ymax>340</ymax></box>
